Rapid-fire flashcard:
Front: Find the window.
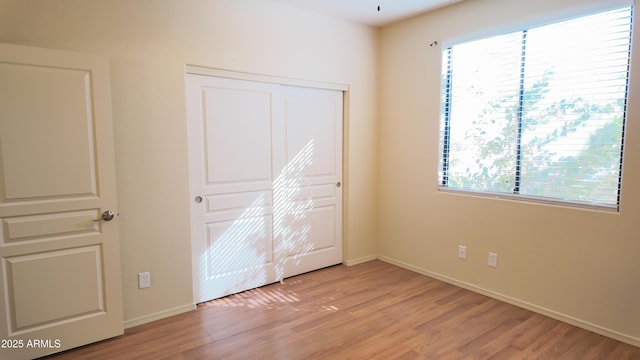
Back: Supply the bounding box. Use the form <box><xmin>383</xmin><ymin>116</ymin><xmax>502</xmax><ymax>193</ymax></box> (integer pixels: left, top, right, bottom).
<box><xmin>439</xmin><ymin>6</ymin><xmax>633</xmax><ymax>210</ymax></box>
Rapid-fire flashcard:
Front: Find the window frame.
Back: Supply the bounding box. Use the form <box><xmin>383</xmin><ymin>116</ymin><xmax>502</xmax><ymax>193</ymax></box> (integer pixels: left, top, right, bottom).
<box><xmin>438</xmin><ymin>5</ymin><xmax>633</xmax><ymax>212</ymax></box>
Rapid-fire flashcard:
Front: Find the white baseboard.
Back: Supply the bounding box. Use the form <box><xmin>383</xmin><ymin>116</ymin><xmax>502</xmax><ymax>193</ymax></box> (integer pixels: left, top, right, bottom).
<box><xmin>377</xmin><ymin>255</ymin><xmax>640</xmax><ymax>348</ymax></box>
<box><xmin>344</xmin><ymin>254</ymin><xmax>377</xmax><ymax>266</ymax></box>
<box><xmin>123</xmin><ymin>303</ymin><xmax>196</xmax><ymax>329</ymax></box>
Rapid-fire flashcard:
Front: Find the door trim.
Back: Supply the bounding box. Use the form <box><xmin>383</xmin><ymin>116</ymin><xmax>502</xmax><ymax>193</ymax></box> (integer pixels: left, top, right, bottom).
<box><xmin>185</xmin><ymin>65</ymin><xmax>349</xmax><ymax>92</ymax></box>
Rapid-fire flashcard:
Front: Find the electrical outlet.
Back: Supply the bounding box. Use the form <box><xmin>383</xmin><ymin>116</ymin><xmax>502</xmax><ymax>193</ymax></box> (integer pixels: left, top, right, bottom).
<box><xmin>488</xmin><ymin>252</ymin><xmax>498</xmax><ymax>268</ymax></box>
<box><xmin>138</xmin><ymin>272</ymin><xmax>151</xmax><ymax>289</ymax></box>
<box><xmin>458</xmin><ymin>245</ymin><xmax>467</xmax><ymax>259</ymax></box>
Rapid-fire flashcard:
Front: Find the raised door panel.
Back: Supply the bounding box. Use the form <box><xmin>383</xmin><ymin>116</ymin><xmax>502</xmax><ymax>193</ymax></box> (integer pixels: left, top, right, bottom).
<box><xmin>1</xmin><ymin>210</ymin><xmax>100</xmax><ymax>244</ymax></box>
<box><xmin>7</xmin><ymin>246</ymin><xmax>104</xmax><ymax>329</ymax></box>
<box><xmin>198</xmin><ymin>214</ymin><xmax>275</xmax><ymax>300</ymax></box>
<box><xmin>282</xmin><ymin>86</ymin><xmax>341</xmax><ymax>186</ymax></box>
<box><xmin>0</xmin><ymin>64</ymin><xmax>97</xmax><ymax>201</ymax></box>
<box><xmin>202</xmin><ymin>86</ymin><xmax>272</xmax><ymax>189</ymax></box>
<box><xmin>279</xmin><ymin>205</ymin><xmax>338</xmax><ymax>275</ymax></box>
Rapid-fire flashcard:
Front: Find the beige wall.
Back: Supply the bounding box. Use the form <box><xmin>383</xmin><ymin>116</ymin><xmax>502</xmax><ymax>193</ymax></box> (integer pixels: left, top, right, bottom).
<box><xmin>379</xmin><ymin>0</ymin><xmax>640</xmax><ymax>345</ymax></box>
<box><xmin>0</xmin><ymin>0</ymin><xmax>379</xmax><ymax>326</ymax></box>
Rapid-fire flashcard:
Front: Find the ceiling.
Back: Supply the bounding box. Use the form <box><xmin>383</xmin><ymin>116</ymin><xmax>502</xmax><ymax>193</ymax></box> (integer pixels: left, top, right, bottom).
<box><xmin>273</xmin><ymin>0</ymin><xmax>463</xmax><ymax>27</ymax></box>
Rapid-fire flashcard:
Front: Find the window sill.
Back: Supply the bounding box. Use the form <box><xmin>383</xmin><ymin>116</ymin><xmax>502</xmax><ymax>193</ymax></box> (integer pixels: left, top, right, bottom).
<box><xmin>437</xmin><ymin>187</ymin><xmax>619</xmax><ymax>213</ymax></box>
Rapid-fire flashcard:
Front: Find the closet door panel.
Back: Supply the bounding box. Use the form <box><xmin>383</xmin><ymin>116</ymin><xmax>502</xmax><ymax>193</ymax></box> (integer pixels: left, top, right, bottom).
<box><xmin>187</xmin><ymin>75</ymin><xmax>278</xmax><ymax>303</ymax></box>
<box><xmin>279</xmin><ymin>86</ymin><xmax>343</xmax><ymax>278</ymax></box>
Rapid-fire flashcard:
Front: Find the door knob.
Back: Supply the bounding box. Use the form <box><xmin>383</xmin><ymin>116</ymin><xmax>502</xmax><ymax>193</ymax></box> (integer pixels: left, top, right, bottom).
<box><xmin>93</xmin><ymin>210</ymin><xmax>115</xmax><ymax>222</ymax></box>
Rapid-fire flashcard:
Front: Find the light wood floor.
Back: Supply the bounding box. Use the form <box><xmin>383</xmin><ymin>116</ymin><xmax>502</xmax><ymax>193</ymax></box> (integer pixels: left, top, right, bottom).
<box><xmin>44</xmin><ymin>260</ymin><xmax>640</xmax><ymax>359</ymax></box>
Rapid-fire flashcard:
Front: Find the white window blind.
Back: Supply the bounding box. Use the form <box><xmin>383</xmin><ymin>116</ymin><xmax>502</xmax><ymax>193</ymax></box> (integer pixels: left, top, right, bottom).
<box><xmin>439</xmin><ymin>6</ymin><xmax>633</xmax><ymax>210</ymax></box>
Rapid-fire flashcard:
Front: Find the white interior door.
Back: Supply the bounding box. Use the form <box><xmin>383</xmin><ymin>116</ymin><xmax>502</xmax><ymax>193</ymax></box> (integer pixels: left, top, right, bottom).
<box><xmin>187</xmin><ymin>73</ymin><xmax>343</xmax><ymax>303</ymax></box>
<box><xmin>0</xmin><ymin>43</ymin><xmax>123</xmax><ymax>359</ymax></box>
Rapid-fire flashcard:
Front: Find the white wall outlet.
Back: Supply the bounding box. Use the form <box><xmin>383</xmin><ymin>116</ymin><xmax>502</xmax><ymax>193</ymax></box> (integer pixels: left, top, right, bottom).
<box><xmin>138</xmin><ymin>271</ymin><xmax>151</xmax><ymax>289</ymax></box>
<box><xmin>458</xmin><ymin>245</ymin><xmax>467</xmax><ymax>259</ymax></box>
<box><xmin>488</xmin><ymin>252</ymin><xmax>498</xmax><ymax>268</ymax></box>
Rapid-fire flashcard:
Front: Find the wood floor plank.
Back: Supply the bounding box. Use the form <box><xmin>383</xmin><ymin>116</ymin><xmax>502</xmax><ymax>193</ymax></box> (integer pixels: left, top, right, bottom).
<box><xmin>42</xmin><ymin>260</ymin><xmax>640</xmax><ymax>360</ymax></box>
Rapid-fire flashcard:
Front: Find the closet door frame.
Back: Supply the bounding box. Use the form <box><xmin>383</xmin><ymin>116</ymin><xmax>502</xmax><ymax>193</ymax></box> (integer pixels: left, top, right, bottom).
<box><xmin>185</xmin><ymin>66</ymin><xmax>348</xmax><ymax>304</ymax></box>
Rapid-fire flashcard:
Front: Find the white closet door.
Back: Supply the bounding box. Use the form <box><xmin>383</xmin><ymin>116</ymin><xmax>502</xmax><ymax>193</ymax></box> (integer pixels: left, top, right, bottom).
<box><xmin>186</xmin><ymin>74</ymin><xmax>343</xmax><ymax>304</ymax></box>
<box><xmin>187</xmin><ymin>75</ymin><xmax>281</xmax><ymax>303</ymax></box>
<box><xmin>277</xmin><ymin>85</ymin><xmax>343</xmax><ymax>278</ymax></box>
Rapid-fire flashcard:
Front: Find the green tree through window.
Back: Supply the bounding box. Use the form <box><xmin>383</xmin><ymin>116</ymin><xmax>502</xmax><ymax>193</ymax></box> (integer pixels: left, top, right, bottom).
<box><xmin>439</xmin><ymin>6</ymin><xmax>632</xmax><ymax>209</ymax></box>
